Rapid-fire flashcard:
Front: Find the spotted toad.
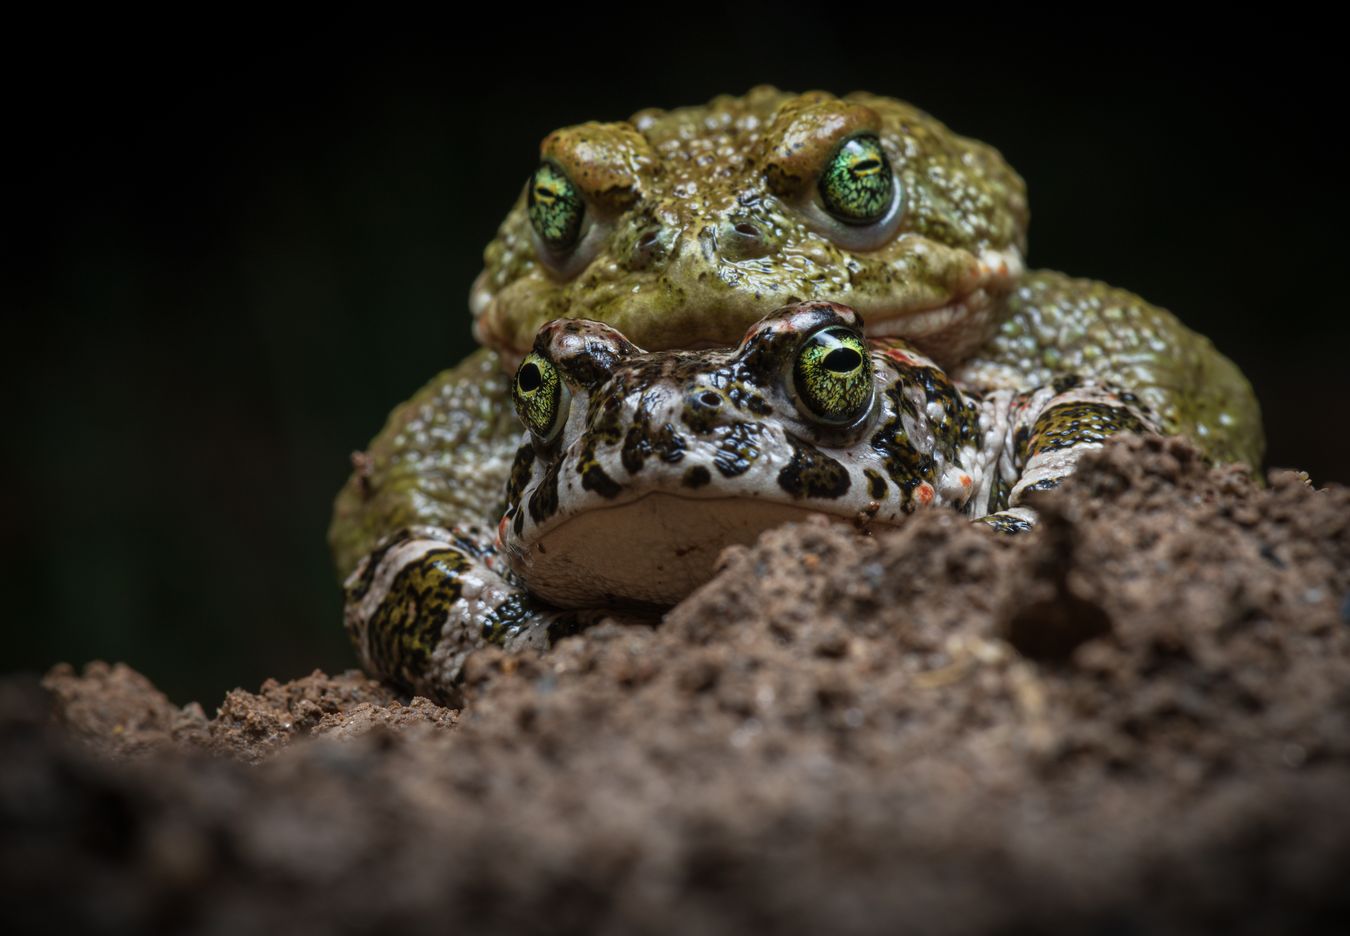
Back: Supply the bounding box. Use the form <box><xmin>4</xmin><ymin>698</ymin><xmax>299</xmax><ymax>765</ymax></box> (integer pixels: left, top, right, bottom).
<box><xmin>345</xmin><ymin>302</ymin><xmax>1155</xmax><ymax>699</ymax></box>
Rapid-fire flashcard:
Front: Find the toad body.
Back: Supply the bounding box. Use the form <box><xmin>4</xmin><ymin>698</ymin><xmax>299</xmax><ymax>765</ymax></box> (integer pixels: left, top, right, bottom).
<box><xmin>345</xmin><ymin>302</ymin><xmax>1156</xmax><ymax>699</ymax></box>
<box><xmin>330</xmin><ymin>87</ymin><xmax>1262</xmax><ymax>700</ymax></box>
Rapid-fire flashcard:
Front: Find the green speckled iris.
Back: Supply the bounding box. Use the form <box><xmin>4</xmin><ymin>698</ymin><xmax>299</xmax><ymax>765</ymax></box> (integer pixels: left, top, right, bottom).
<box><xmin>793</xmin><ymin>327</ymin><xmax>873</xmax><ymax>426</ymax></box>
<box><xmin>819</xmin><ymin>135</ymin><xmax>894</xmax><ymax>224</ymax></box>
<box><xmin>527</xmin><ymin>162</ymin><xmax>584</xmax><ymax>251</ymax></box>
<box><xmin>513</xmin><ymin>352</ymin><xmax>566</xmax><ymax>443</ymax></box>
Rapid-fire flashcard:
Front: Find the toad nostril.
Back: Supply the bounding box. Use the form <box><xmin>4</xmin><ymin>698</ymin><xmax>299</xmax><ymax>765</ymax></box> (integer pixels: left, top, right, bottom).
<box><xmin>699</xmin><ymin>391</ymin><xmax>722</xmax><ymax>407</ymax></box>
<box><xmin>627</xmin><ymin>228</ymin><xmax>667</xmax><ymax>271</ymax></box>
<box><xmin>733</xmin><ymin>222</ymin><xmax>760</xmax><ymax>238</ymax></box>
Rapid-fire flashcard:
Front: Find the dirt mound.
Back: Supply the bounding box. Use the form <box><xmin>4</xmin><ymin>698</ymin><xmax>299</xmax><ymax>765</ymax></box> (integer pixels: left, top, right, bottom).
<box><xmin>4</xmin><ymin>436</ymin><xmax>1350</xmax><ymax>934</ymax></box>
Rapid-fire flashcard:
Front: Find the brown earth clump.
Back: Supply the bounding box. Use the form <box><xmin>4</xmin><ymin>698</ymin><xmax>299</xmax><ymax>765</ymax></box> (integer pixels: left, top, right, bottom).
<box><xmin>3</xmin><ymin>436</ymin><xmax>1349</xmax><ymax>934</ymax></box>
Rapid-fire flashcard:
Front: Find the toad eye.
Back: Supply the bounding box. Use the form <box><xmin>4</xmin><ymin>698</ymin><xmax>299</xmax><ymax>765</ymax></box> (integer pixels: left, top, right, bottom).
<box><xmin>792</xmin><ymin>326</ymin><xmax>875</xmax><ymax>427</ymax></box>
<box><xmin>819</xmin><ymin>135</ymin><xmax>897</xmax><ymax>224</ymax></box>
<box><xmin>527</xmin><ymin>162</ymin><xmax>584</xmax><ymax>253</ymax></box>
<box><xmin>512</xmin><ymin>352</ymin><xmax>570</xmax><ymax>445</ymax></box>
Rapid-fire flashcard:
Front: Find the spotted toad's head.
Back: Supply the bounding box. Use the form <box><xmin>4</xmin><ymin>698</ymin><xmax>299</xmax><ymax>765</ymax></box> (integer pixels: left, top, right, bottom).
<box><xmin>473</xmin><ymin>87</ymin><xmax>1028</xmax><ymax>368</ymax></box>
<box><xmin>498</xmin><ymin>301</ymin><xmax>982</xmax><ymax>608</ymax></box>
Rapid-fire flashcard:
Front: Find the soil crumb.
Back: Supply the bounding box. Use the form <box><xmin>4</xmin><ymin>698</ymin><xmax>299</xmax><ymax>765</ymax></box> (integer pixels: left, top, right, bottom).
<box><xmin>4</xmin><ymin>436</ymin><xmax>1350</xmax><ymax>934</ymax></box>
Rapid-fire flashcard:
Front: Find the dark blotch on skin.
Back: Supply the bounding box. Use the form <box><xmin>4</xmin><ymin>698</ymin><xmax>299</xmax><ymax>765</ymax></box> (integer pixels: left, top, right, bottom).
<box><xmin>528</xmin><ymin>460</ymin><xmax>561</xmax><ymax>523</ymax></box>
<box><xmin>1051</xmin><ymin>374</ymin><xmax>1082</xmax><ymax>395</ymax></box>
<box><xmin>912</xmin><ymin>363</ymin><xmax>971</xmax><ymax>461</ymax></box>
<box><xmin>505</xmin><ymin>443</ymin><xmax>537</xmax><ymax>510</ymax></box>
<box><xmin>870</xmin><ymin>386</ymin><xmax>935</xmax><ymax>501</ymax></box>
<box><xmin>713</xmin><ymin>422</ymin><xmax>763</xmax><ymax>478</ymax></box>
<box><xmin>560</xmin><ymin>345</ymin><xmax>630</xmax><ymax>391</ymax></box>
<box><xmin>622</xmin><ymin>421</ymin><xmax>687</xmax><ymax>475</ymax></box>
<box><xmin>683</xmin><ymin>466</ymin><xmax>712</xmax><ymax>489</ymax></box>
<box><xmin>581</xmin><ymin>463</ymin><xmax>623</xmax><ymax>499</ymax></box>
<box><xmin>777</xmin><ymin>435</ymin><xmax>851</xmax><ymax>500</ymax></box>
<box><xmin>864</xmin><ymin>469</ymin><xmax>888</xmax><ymax>500</ymax></box>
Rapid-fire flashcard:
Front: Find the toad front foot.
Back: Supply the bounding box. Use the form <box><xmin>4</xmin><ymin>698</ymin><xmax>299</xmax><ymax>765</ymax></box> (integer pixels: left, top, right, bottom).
<box><xmin>342</xmin><ymin>525</ymin><xmax>591</xmax><ymax>703</ymax></box>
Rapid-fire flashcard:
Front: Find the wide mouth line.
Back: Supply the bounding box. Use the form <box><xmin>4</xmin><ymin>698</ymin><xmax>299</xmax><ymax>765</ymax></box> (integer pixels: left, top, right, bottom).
<box><xmin>487</xmin><ymin>244</ymin><xmax>1024</xmax><ymax>356</ymax></box>
<box><xmin>506</xmin><ymin>488</ymin><xmax>898</xmax><ymax>550</ymax></box>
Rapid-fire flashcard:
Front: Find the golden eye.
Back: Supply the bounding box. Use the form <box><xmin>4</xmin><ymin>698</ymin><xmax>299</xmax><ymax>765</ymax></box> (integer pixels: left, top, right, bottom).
<box><xmin>793</xmin><ymin>326</ymin><xmax>874</xmax><ymax>426</ymax></box>
<box><xmin>512</xmin><ymin>352</ymin><xmax>569</xmax><ymax>444</ymax></box>
<box><xmin>819</xmin><ymin>135</ymin><xmax>897</xmax><ymax>225</ymax></box>
<box><xmin>527</xmin><ymin>162</ymin><xmax>584</xmax><ymax>253</ymax></box>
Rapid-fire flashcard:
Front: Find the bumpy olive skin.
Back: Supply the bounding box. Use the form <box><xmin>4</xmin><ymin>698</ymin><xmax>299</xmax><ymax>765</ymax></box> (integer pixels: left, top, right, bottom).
<box><xmin>957</xmin><ymin>271</ymin><xmax>1262</xmax><ymax>469</ymax></box>
<box><xmin>330</xmin><ymin>88</ymin><xmax>1264</xmax><ymax>582</ymax></box>
<box><xmin>330</xmin><ymin>348</ymin><xmax>518</xmax><ymax>580</ymax></box>
<box><xmin>471</xmin><ymin>87</ymin><xmax>1028</xmax><ymax>362</ymax></box>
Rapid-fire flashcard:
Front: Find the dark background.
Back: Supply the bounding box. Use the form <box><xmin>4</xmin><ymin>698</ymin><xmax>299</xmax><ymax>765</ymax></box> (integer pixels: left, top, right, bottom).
<box><xmin>5</xmin><ymin>22</ymin><xmax>1347</xmax><ymax>705</ymax></box>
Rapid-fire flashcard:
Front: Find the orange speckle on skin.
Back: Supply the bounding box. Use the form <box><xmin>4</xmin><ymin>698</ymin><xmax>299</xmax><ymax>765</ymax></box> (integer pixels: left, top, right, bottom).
<box><xmin>960</xmin><ymin>473</ymin><xmax>972</xmax><ymax>489</ymax></box>
<box><xmin>496</xmin><ymin>514</ymin><xmax>510</xmax><ymax>549</ymax></box>
<box><xmin>916</xmin><ymin>482</ymin><xmax>935</xmax><ymax>505</ymax></box>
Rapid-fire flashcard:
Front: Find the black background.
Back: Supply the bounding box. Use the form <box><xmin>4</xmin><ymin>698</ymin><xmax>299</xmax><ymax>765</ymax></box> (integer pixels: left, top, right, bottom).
<box><xmin>5</xmin><ymin>20</ymin><xmax>1347</xmax><ymax>704</ymax></box>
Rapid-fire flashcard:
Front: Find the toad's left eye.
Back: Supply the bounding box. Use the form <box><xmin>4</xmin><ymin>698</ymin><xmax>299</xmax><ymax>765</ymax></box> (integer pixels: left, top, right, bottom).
<box><xmin>512</xmin><ymin>352</ymin><xmax>570</xmax><ymax>445</ymax></box>
<box><xmin>528</xmin><ymin>162</ymin><xmax>584</xmax><ymax>253</ymax></box>
<box><xmin>793</xmin><ymin>326</ymin><xmax>874</xmax><ymax>427</ymax></box>
<box><xmin>819</xmin><ymin>135</ymin><xmax>896</xmax><ymax>225</ymax></box>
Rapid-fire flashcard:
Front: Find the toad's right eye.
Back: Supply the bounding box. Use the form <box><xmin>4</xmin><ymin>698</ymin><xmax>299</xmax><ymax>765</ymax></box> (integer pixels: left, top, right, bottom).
<box><xmin>527</xmin><ymin>162</ymin><xmax>584</xmax><ymax>253</ymax></box>
<box><xmin>819</xmin><ymin>135</ymin><xmax>896</xmax><ymax>226</ymax></box>
<box><xmin>512</xmin><ymin>352</ymin><xmax>570</xmax><ymax>445</ymax></box>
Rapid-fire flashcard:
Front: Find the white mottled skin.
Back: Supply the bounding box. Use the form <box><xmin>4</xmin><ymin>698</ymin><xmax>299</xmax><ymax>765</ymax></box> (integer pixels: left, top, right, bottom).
<box><xmin>501</xmin><ymin>304</ymin><xmax>1158</xmax><ymax>607</ymax></box>
<box><xmin>337</xmin><ymin>303</ymin><xmax>1156</xmax><ymax>700</ymax></box>
<box><xmin>343</xmin><ymin>524</ymin><xmax>555</xmax><ymax>695</ymax></box>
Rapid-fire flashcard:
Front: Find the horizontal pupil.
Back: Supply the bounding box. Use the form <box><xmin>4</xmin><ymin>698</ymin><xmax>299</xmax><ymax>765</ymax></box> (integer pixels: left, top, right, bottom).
<box><xmin>823</xmin><ymin>347</ymin><xmax>861</xmax><ymax>373</ymax></box>
<box><xmin>852</xmin><ymin>159</ymin><xmax>881</xmax><ymax>173</ymax></box>
<box><xmin>518</xmin><ymin>362</ymin><xmax>543</xmax><ymax>392</ymax></box>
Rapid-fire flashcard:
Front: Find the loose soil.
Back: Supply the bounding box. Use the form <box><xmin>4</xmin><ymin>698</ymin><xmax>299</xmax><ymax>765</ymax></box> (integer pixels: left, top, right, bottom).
<box><xmin>4</xmin><ymin>436</ymin><xmax>1350</xmax><ymax>934</ymax></box>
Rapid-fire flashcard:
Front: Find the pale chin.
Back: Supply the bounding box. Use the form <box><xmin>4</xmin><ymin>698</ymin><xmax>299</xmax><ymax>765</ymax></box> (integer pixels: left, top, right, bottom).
<box><xmin>505</xmin><ymin>494</ymin><xmax>876</xmax><ymax>609</ymax></box>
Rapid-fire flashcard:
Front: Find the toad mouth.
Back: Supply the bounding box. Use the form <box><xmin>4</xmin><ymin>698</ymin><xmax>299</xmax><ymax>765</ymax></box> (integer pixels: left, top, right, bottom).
<box><xmin>474</xmin><ymin>244</ymin><xmax>1023</xmax><ymax>366</ymax></box>
<box><xmin>858</xmin><ymin>246</ymin><xmax>1022</xmax><ymax>356</ymax></box>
